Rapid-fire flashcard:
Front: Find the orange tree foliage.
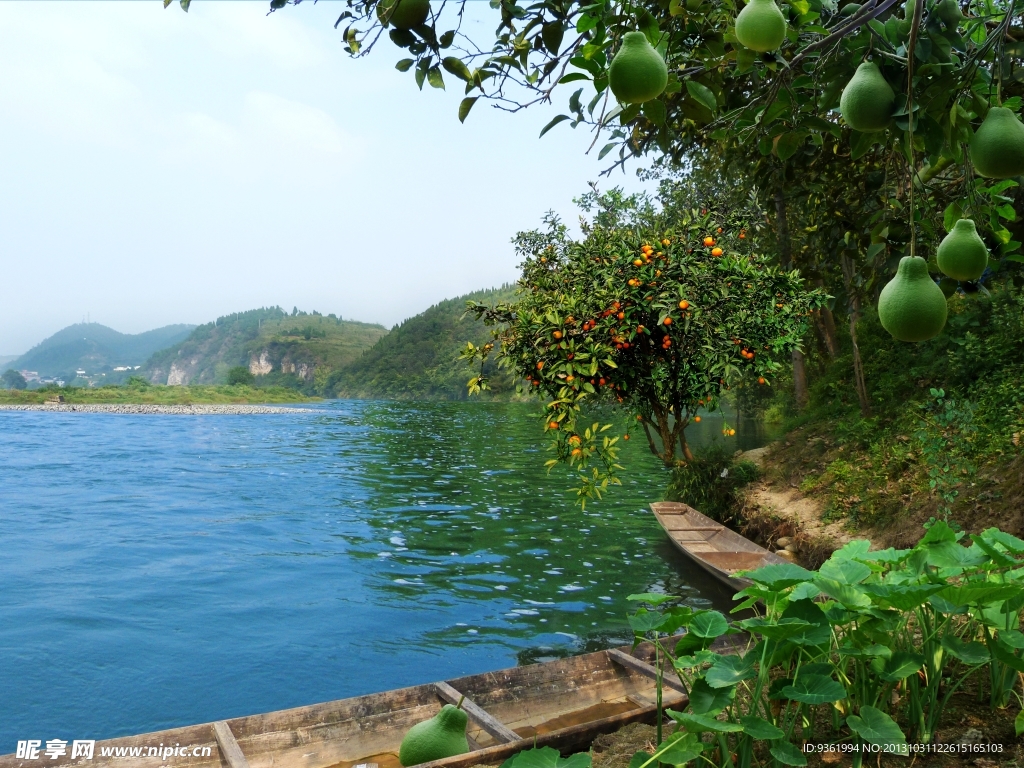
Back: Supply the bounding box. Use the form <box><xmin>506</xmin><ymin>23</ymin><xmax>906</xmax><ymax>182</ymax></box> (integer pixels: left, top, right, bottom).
<box><xmin>462</xmin><ymin>187</ymin><xmax>827</xmax><ymax>503</ymax></box>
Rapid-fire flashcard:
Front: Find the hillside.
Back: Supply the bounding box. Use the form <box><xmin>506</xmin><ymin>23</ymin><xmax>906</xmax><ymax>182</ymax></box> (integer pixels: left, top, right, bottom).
<box><xmin>12</xmin><ymin>323</ymin><xmax>195</xmax><ymax>379</ymax></box>
<box><xmin>143</xmin><ymin>307</ymin><xmax>387</xmax><ymax>388</ymax></box>
<box><xmin>330</xmin><ymin>286</ymin><xmax>522</xmax><ymax>400</ymax></box>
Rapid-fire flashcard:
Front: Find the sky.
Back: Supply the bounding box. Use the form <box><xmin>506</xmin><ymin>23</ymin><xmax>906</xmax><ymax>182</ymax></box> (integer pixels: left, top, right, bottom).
<box><xmin>0</xmin><ymin>0</ymin><xmax>653</xmax><ymax>355</ymax></box>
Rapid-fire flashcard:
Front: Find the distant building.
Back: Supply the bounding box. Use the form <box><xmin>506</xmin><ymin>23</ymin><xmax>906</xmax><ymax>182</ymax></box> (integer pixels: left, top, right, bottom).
<box><xmin>75</xmin><ymin>370</ymin><xmax>86</xmax><ymax>377</ymax></box>
<box><xmin>19</xmin><ymin>370</ymin><xmax>40</xmax><ymax>383</ymax></box>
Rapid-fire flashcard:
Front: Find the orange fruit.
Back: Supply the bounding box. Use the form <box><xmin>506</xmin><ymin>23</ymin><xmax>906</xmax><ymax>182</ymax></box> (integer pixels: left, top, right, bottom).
<box><xmin>663</xmin><ymin>317</ymin><xmax>672</xmax><ymax>325</ymax></box>
<box><xmin>729</xmin><ymin>428</ymin><xmax>736</xmax><ymax>436</ymax></box>
<box><xmin>568</xmin><ymin>435</ymin><xmax>581</xmax><ymax>446</ymax></box>
<box><xmin>662</xmin><ymin>239</ymin><xmax>670</xmax><ymax>246</ymax></box>
<box><xmin>571</xmin><ymin>448</ymin><xmax>582</xmax><ymax>456</ymax></box>
<box><xmin>717</xmin><ymin>227</ymin><xmax>723</xmax><ymax>233</ymax></box>
<box><xmin>703</xmin><ymin>237</ymin><xmax>715</xmax><ymax>246</ymax></box>
<box><xmin>548</xmin><ymin>421</ymin><xmax>559</xmax><ymax>429</ymax></box>
<box><xmin>634</xmin><ymin>259</ymin><xmax>644</xmax><ymax>266</ymax></box>
<box><xmin>567</xmin><ymin>353</ymin><xmax>574</xmax><ymax>360</ymax></box>
<box><xmin>553</xmin><ymin>330</ymin><xmax>563</xmax><ymax>339</ymax></box>
<box><xmin>712</xmin><ymin>247</ymin><xmax>723</xmax><ymax>257</ymax></box>
<box><xmin>637</xmin><ymin>325</ymin><xmax>645</xmax><ymax>333</ymax></box>
<box><xmin>599</xmin><ymin>378</ymin><xmax>606</xmax><ymax>385</ymax></box>
<box><xmin>623</xmin><ymin>434</ymin><xmax>630</xmax><ymax>441</ymax></box>
<box><xmin>758</xmin><ymin>377</ymin><xmax>766</xmax><ymax>384</ymax></box>
<box><xmin>694</xmin><ymin>415</ymin><xmax>701</xmax><ymax>422</ymax></box>
<box><xmin>739</xmin><ymin>232</ymin><xmax>746</xmax><ymax>239</ymax></box>
<box><xmin>678</xmin><ymin>300</ymin><xmax>689</xmax><ymax>310</ymax></box>
<box><xmin>536</xmin><ymin>361</ymin><xmax>545</xmax><ymax>370</ymax></box>
<box><xmin>566</xmin><ymin>375</ymin><xmax>575</xmax><ymax>382</ymax></box>
<box><xmin>617</xmin><ymin>311</ymin><xmax>625</xmax><ymax>319</ymax></box>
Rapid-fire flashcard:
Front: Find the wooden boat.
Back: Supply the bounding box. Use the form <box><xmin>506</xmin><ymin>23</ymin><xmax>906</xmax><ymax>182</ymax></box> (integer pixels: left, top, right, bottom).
<box><xmin>651</xmin><ymin>501</ymin><xmax>789</xmax><ymax>591</ymax></box>
<box><xmin>0</xmin><ymin>635</ymin><xmax>742</xmax><ymax>768</ymax></box>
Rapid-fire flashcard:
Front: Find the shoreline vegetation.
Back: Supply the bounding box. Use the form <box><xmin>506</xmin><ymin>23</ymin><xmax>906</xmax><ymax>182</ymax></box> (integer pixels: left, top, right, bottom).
<box><xmin>0</xmin><ymin>383</ymin><xmax>317</xmax><ymax>407</ymax></box>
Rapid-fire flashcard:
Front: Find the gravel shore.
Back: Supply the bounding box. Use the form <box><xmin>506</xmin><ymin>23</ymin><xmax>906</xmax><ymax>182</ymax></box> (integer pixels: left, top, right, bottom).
<box><xmin>0</xmin><ymin>404</ymin><xmax>322</xmax><ymax>415</ymax></box>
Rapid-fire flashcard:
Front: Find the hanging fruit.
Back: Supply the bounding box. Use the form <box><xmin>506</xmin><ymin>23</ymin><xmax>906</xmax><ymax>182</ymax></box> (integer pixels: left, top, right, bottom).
<box><xmin>877</xmin><ymin>256</ymin><xmax>948</xmax><ymax>342</ymax></box>
<box><xmin>839</xmin><ymin>62</ymin><xmax>895</xmax><ymax>132</ymax></box>
<box><xmin>935</xmin><ymin>0</ymin><xmax>963</xmax><ymax>27</ymax></box>
<box><xmin>608</xmin><ymin>32</ymin><xmax>668</xmax><ymax>105</ymax></box>
<box><xmin>735</xmin><ymin>0</ymin><xmax>787</xmax><ymax>53</ymax></box>
<box><xmin>937</xmin><ymin>219</ymin><xmax>989</xmax><ymax>282</ymax></box>
<box><xmin>971</xmin><ymin>107</ymin><xmax>1024</xmax><ymax>179</ymax></box>
<box><xmin>376</xmin><ymin>0</ymin><xmax>430</xmax><ymax>29</ymax></box>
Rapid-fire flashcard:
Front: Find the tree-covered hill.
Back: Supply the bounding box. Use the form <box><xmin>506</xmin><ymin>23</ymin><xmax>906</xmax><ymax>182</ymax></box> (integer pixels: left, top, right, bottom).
<box><xmin>330</xmin><ymin>286</ymin><xmax>522</xmax><ymax>400</ymax></box>
<box><xmin>143</xmin><ymin>307</ymin><xmax>387</xmax><ymax>387</ymax></box>
<box><xmin>13</xmin><ymin>323</ymin><xmax>195</xmax><ymax>379</ymax></box>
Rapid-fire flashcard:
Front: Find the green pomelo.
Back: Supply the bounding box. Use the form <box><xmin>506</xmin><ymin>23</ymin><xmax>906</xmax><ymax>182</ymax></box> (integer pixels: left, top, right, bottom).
<box><xmin>735</xmin><ymin>0</ymin><xmax>787</xmax><ymax>52</ymax></box>
<box><xmin>878</xmin><ymin>256</ymin><xmax>948</xmax><ymax>342</ymax></box>
<box><xmin>377</xmin><ymin>0</ymin><xmax>430</xmax><ymax>30</ymax></box>
<box><xmin>971</xmin><ymin>107</ymin><xmax>1024</xmax><ymax>179</ymax></box>
<box><xmin>398</xmin><ymin>705</ymin><xmax>469</xmax><ymax>767</ymax></box>
<box><xmin>840</xmin><ymin>62</ymin><xmax>895</xmax><ymax>132</ymax></box>
<box><xmin>936</xmin><ymin>0</ymin><xmax>963</xmax><ymax>26</ymax></box>
<box><xmin>609</xmin><ymin>32</ymin><xmax>668</xmax><ymax>105</ymax></box>
<box><xmin>937</xmin><ymin>219</ymin><xmax>989</xmax><ymax>282</ymax></box>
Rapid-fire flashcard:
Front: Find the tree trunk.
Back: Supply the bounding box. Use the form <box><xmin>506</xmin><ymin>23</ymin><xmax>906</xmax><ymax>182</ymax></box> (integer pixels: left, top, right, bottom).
<box><xmin>792</xmin><ymin>349</ymin><xmax>809</xmax><ymax>410</ymax></box>
<box><xmin>775</xmin><ymin>185</ymin><xmax>810</xmax><ymax>411</ymax></box>
<box><xmin>815</xmin><ymin>304</ymin><xmax>840</xmax><ymax>360</ymax></box>
<box><xmin>840</xmin><ymin>255</ymin><xmax>872</xmax><ymax>418</ymax></box>
<box><xmin>678</xmin><ymin>427</ymin><xmax>695</xmax><ymax>463</ymax></box>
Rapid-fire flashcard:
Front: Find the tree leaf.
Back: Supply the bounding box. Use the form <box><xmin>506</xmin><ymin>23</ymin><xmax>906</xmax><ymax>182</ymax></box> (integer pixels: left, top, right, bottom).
<box><xmin>458</xmin><ymin>97</ymin><xmax>478</xmax><ymax>123</ymax></box>
<box><xmin>878</xmin><ymin>651</ymin><xmax>925</xmax><ymax>682</ymax></box>
<box><xmin>689</xmin><ymin>609</ymin><xmax>728</xmax><ymax>638</ymax></box>
<box><xmin>685</xmin><ymin>80</ymin><xmax>717</xmax><ymax>113</ymax></box>
<box><xmin>395</xmin><ymin>58</ymin><xmax>416</xmax><ymax>72</ymax></box>
<box><xmin>539</xmin><ymin>114</ymin><xmax>571</xmax><ymax>138</ymax></box>
<box><xmin>442</xmin><ymin>57</ymin><xmax>472</xmax><ymax>82</ymax></box>
<box><xmin>774</xmin><ymin>132</ymin><xmax>806</xmax><ymax>161</ymax></box>
<box><xmin>542</xmin><ymin>22</ymin><xmax>564</xmax><ymax>54</ymax></box>
<box><xmin>642</xmin><ymin>99</ymin><xmax>667</xmax><ymax>126</ymax></box>
<box><xmin>426</xmin><ymin>66</ymin><xmax>445</xmax><ymax>89</ymax></box>
<box><xmin>705</xmin><ymin>653</ymin><xmax>756</xmax><ymax>688</ymax></box>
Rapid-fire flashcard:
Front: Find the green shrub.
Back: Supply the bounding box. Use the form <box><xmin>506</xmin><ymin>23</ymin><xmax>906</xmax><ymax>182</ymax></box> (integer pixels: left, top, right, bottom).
<box><xmin>664</xmin><ymin>444</ymin><xmax>759</xmax><ymax>522</ymax></box>
<box><xmin>227</xmin><ymin>366</ymin><xmax>255</xmax><ymax>386</ymax></box>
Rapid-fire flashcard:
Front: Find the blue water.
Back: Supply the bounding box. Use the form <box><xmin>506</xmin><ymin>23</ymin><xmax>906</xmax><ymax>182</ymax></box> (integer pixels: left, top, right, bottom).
<box><xmin>0</xmin><ymin>401</ymin><xmax>772</xmax><ymax>748</ymax></box>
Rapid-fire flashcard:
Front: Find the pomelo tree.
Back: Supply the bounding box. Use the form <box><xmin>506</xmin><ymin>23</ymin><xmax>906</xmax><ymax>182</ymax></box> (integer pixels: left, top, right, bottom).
<box><xmin>461</xmin><ymin>184</ymin><xmax>827</xmax><ymax>503</ymax></box>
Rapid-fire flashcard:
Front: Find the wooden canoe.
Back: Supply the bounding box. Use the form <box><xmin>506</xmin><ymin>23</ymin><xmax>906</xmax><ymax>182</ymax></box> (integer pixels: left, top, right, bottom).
<box><xmin>651</xmin><ymin>502</ymin><xmax>789</xmax><ymax>591</ymax></box>
<box><xmin>0</xmin><ymin>635</ymin><xmax>743</xmax><ymax>768</ymax></box>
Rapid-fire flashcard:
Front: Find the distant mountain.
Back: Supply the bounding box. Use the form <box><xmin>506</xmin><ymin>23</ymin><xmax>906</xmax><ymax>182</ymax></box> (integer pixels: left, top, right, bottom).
<box><xmin>12</xmin><ymin>323</ymin><xmax>196</xmax><ymax>378</ymax></box>
<box><xmin>0</xmin><ymin>355</ymin><xmax>19</xmax><ymax>370</ymax></box>
<box><xmin>142</xmin><ymin>307</ymin><xmax>388</xmax><ymax>387</ymax></box>
<box><xmin>330</xmin><ymin>286</ymin><xmax>522</xmax><ymax>400</ymax></box>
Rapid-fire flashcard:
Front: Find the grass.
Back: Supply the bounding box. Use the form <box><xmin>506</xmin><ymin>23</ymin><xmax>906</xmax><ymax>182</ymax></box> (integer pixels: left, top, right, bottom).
<box><xmin>0</xmin><ymin>384</ymin><xmax>316</xmax><ymax>406</ymax></box>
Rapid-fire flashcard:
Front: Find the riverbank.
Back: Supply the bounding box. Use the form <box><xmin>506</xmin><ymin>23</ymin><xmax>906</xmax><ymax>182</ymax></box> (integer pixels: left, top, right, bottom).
<box><xmin>0</xmin><ymin>403</ymin><xmax>319</xmax><ymax>414</ymax></box>
<box><xmin>0</xmin><ymin>383</ymin><xmax>317</xmax><ymax>406</ymax></box>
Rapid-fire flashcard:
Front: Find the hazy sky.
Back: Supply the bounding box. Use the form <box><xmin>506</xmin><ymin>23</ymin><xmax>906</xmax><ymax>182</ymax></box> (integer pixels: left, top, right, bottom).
<box><xmin>0</xmin><ymin>0</ymin><xmax>652</xmax><ymax>355</ymax></box>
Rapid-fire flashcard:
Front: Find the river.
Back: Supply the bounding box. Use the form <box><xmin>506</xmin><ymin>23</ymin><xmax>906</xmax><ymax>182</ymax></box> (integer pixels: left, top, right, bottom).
<box><xmin>0</xmin><ymin>400</ymin><xmax>777</xmax><ymax>747</ymax></box>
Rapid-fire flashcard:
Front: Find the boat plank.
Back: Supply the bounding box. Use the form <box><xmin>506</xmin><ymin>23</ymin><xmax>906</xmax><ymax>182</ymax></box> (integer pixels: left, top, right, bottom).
<box><xmin>432</xmin><ymin>683</ymin><xmax>519</xmax><ymax>744</ymax></box>
<box><xmin>214</xmin><ymin>722</ymin><xmax>252</xmax><ymax>768</ymax></box>
<box><xmin>606</xmin><ymin>650</ymin><xmax>686</xmax><ymax>694</ymax></box>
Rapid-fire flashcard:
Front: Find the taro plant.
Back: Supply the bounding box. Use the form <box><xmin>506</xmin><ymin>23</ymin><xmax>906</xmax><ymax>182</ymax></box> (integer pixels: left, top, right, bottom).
<box><xmin>625</xmin><ymin>523</ymin><xmax>1024</xmax><ymax>768</ymax></box>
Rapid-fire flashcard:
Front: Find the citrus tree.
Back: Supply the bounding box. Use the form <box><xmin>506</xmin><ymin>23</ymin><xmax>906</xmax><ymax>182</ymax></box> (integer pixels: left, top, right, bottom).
<box><xmin>462</xmin><ymin>185</ymin><xmax>827</xmax><ymax>503</ymax></box>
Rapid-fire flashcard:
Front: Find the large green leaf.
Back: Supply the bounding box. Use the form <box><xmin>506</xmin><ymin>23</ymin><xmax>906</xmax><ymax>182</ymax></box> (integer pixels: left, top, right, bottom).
<box><xmin>653</xmin><ymin>732</ymin><xmax>704</xmax><ymax>766</ymax></box>
<box><xmin>689</xmin><ymin>610</ymin><xmax>729</xmax><ymax>638</ymax></box>
<box><xmin>779</xmin><ymin>598</ymin><xmax>832</xmax><ymax>646</ymax></box>
<box><xmin>506</xmin><ymin>747</ymin><xmax>591</xmax><ymax>768</ymax></box>
<box><xmin>812</xmin><ymin>577</ymin><xmax>872</xmax><ymax>608</ymax></box>
<box><xmin>687</xmin><ymin>677</ymin><xmax>736</xmax><ymax>715</ymax></box>
<box><xmin>667</xmin><ymin>710</ymin><xmax>743</xmax><ymax>734</ymax></box>
<box><xmin>739</xmin><ymin>715</ymin><xmax>785</xmax><ymax>740</ymax></box>
<box><xmin>627</xmin><ymin>592</ymin><xmax>678</xmax><ymax>606</ymax></box>
<box><xmin>979</xmin><ymin>528</ymin><xmax>1024</xmax><ymax>555</ymax></box>
<box><xmin>941</xmin><ymin>635</ymin><xmax>990</xmax><ymax>665</ymax></box>
<box><xmin>937</xmin><ymin>582</ymin><xmax>1023</xmax><ymax>607</ymax></box>
<box><xmin>744</xmin><ymin>563</ymin><xmax>814</xmax><ymax>588</ymax></box>
<box><xmin>819</xmin><ymin>556</ymin><xmax>872</xmax><ymax>585</ymax></box>
<box><xmin>878</xmin><ymin>651</ymin><xmax>925</xmax><ymax>682</ymax></box>
<box><xmin>781</xmin><ymin>674</ymin><xmax>847</xmax><ymax>704</ymax></box>
<box><xmin>847</xmin><ymin>706</ymin><xmax>907</xmax><ymax>752</ymax></box>
<box><xmin>684</xmin><ymin>80</ymin><xmax>717</xmax><ymax>114</ymax></box>
<box><xmin>737</xmin><ymin>617</ymin><xmax>813</xmax><ymax>641</ymax></box>
<box><xmin>861</xmin><ymin>583</ymin><xmax>944</xmax><ymax>611</ymax></box>
<box><xmin>769</xmin><ymin>740</ymin><xmax>808</xmax><ymax>766</ymax></box>
<box><xmin>704</xmin><ymin>653</ymin><xmax>756</xmax><ymax>688</ymax></box>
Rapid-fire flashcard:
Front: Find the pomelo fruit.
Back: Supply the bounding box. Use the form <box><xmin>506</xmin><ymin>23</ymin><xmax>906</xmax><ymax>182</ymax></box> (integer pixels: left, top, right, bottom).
<box><xmin>877</xmin><ymin>256</ymin><xmax>948</xmax><ymax>342</ymax></box>
<box><xmin>936</xmin><ymin>0</ymin><xmax>962</xmax><ymax>26</ymax></box>
<box><xmin>735</xmin><ymin>0</ymin><xmax>787</xmax><ymax>52</ymax></box>
<box><xmin>937</xmin><ymin>219</ymin><xmax>989</xmax><ymax>282</ymax></box>
<box><xmin>377</xmin><ymin>0</ymin><xmax>430</xmax><ymax>30</ymax></box>
<box><xmin>609</xmin><ymin>32</ymin><xmax>668</xmax><ymax>104</ymax></box>
<box><xmin>840</xmin><ymin>62</ymin><xmax>895</xmax><ymax>132</ymax></box>
<box><xmin>398</xmin><ymin>705</ymin><xmax>469</xmax><ymax>767</ymax></box>
<box><xmin>971</xmin><ymin>107</ymin><xmax>1024</xmax><ymax>179</ymax></box>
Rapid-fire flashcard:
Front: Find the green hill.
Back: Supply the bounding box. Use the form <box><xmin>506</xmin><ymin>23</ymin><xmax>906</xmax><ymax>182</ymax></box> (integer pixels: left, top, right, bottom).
<box><xmin>12</xmin><ymin>323</ymin><xmax>195</xmax><ymax>379</ymax></box>
<box><xmin>330</xmin><ymin>286</ymin><xmax>522</xmax><ymax>400</ymax></box>
<box><xmin>143</xmin><ymin>307</ymin><xmax>387</xmax><ymax>389</ymax></box>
